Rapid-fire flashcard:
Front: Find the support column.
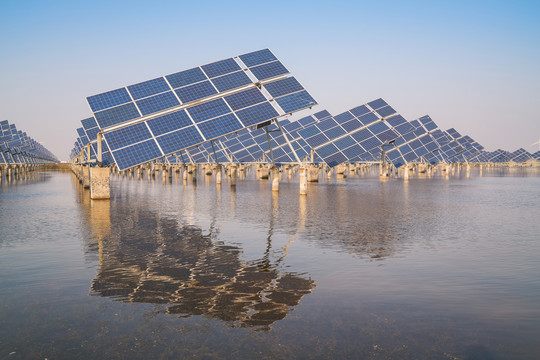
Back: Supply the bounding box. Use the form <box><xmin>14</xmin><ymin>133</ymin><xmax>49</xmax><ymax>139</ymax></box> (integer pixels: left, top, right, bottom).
<box><xmin>90</xmin><ymin>167</ymin><xmax>110</xmax><ymax>200</ymax></box>
<box><xmin>216</xmin><ymin>165</ymin><xmax>222</xmax><ymax>185</ymax></box>
<box><xmin>272</xmin><ymin>166</ymin><xmax>279</xmax><ymax>192</ymax></box>
<box><xmin>307</xmin><ymin>165</ymin><xmax>319</xmax><ymax>182</ymax></box>
<box><xmin>299</xmin><ymin>167</ymin><xmax>307</xmax><ymax>195</ymax></box>
<box><xmin>403</xmin><ymin>165</ymin><xmax>409</xmax><ymax>180</ymax></box>
<box><xmin>82</xmin><ymin>165</ymin><xmax>90</xmax><ymax>189</ymax></box>
<box><xmin>230</xmin><ymin>164</ymin><xmax>237</xmax><ymax>187</ymax></box>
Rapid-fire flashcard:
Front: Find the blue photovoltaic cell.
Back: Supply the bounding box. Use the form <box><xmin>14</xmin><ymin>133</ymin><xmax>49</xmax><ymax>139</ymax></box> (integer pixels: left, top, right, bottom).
<box><xmin>224</xmin><ymin>88</ymin><xmax>266</xmax><ymax>111</ymax></box>
<box><xmin>187</xmin><ymin>98</ymin><xmax>230</xmax><ymax>123</ymax></box>
<box><xmin>359</xmin><ymin>136</ymin><xmax>382</xmax><ymax>151</ymax></box>
<box><xmin>263</xmin><ymin>77</ymin><xmax>304</xmax><ymax>98</ymax></box>
<box><xmin>399</xmin><ymin>144</ymin><xmax>413</xmax><ymax>155</ymax></box>
<box><xmin>210</xmin><ymin>71</ymin><xmax>252</xmax><ymax>92</ymax></box>
<box><xmin>415</xmin><ymin>146</ymin><xmax>428</xmax><ymax>157</ymax></box>
<box><xmin>86</xmin><ymin>128</ymin><xmax>99</xmax><ymax>141</ymax></box>
<box><xmin>351</xmin><ymin>128</ymin><xmax>373</xmax><ymax>142</ymax></box>
<box><xmin>105</xmin><ymin>122</ymin><xmax>152</xmax><ymax>151</ymax></box>
<box><xmin>235</xmin><ymin>102</ymin><xmax>279</xmax><ymax>127</ymax></box>
<box><xmin>342</xmin><ymin>144</ymin><xmax>364</xmax><ymax>159</ymax></box>
<box><xmin>175</xmin><ymin>81</ymin><xmax>218</xmax><ymax>104</ymax></box>
<box><xmin>136</xmin><ymin>91</ymin><xmax>180</xmax><ymax>116</ymax></box>
<box><xmin>324</xmin><ymin>126</ymin><xmax>347</xmax><ymax>140</ymax></box>
<box><xmin>166</xmin><ymin>67</ymin><xmax>207</xmax><ymax>89</ymax></box>
<box><xmin>324</xmin><ymin>152</ymin><xmax>348</xmax><ymax>168</ymax></box>
<box><xmin>367</xmin><ymin>98</ymin><xmax>387</xmax><ymax>110</ymax></box>
<box><xmin>298</xmin><ymin>125</ymin><xmax>320</xmax><ymax>139</ymax></box>
<box><xmin>81</xmin><ymin>117</ymin><xmax>98</xmax><ymax>130</ymax></box>
<box><xmin>249</xmin><ymin>61</ymin><xmax>289</xmax><ymax>81</ymax></box>
<box><xmin>386</xmin><ymin>115</ymin><xmax>406</xmax><ymax>127</ymax></box>
<box><xmin>375</xmin><ymin>105</ymin><xmax>396</xmax><ymax>118</ymax></box>
<box><xmin>316</xmin><ymin>143</ymin><xmax>339</xmax><ymax>158</ymax></box>
<box><xmin>156</xmin><ymin>126</ymin><xmax>204</xmax><ymax>154</ymax></box>
<box><xmin>368</xmin><ymin>121</ymin><xmax>389</xmax><ymax>134</ymax></box>
<box><xmin>305</xmin><ymin>133</ymin><xmax>329</xmax><ymax>148</ymax></box>
<box><xmin>146</xmin><ymin>110</ymin><xmax>192</xmax><ymax>136</ymax></box>
<box><xmin>334</xmin><ymin>136</ymin><xmax>356</xmax><ymax>150</ymax></box>
<box><xmin>112</xmin><ymin>139</ymin><xmax>163</xmax><ymax>170</ymax></box>
<box><xmin>197</xmin><ymin>113</ymin><xmax>243</xmax><ymax>140</ymax></box>
<box><xmin>334</xmin><ymin>112</ymin><xmax>355</xmax><ymax>124</ymax></box>
<box><xmin>127</xmin><ymin>77</ymin><xmax>170</xmax><ymax>100</ymax></box>
<box><xmin>394</xmin><ymin>123</ymin><xmax>415</xmax><ymax>135</ymax></box>
<box><xmin>314</xmin><ymin>110</ymin><xmax>332</xmax><ymax>120</ymax></box>
<box><xmin>77</xmin><ymin>128</ymin><xmax>86</xmax><ymax>137</ymax></box>
<box><xmin>357</xmin><ymin>112</ymin><xmax>379</xmax><ymax>125</ymax></box>
<box><xmin>275</xmin><ymin>90</ymin><xmax>316</xmax><ymax>113</ymax></box>
<box><xmin>409</xmin><ymin>139</ymin><xmax>423</xmax><ymax>150</ymax></box>
<box><xmin>316</xmin><ymin>118</ymin><xmax>339</xmax><ymax>131</ymax></box>
<box><xmin>239</xmin><ymin>49</ymin><xmax>277</xmax><ymax>68</ymax></box>
<box><xmin>87</xmin><ymin>88</ymin><xmax>132</xmax><ymax>112</ymax></box>
<box><xmin>341</xmin><ymin>119</ymin><xmax>362</xmax><ymax>133</ymax></box>
<box><xmin>377</xmin><ymin>129</ymin><xmax>398</xmax><ymax>142</ymax></box>
<box><xmin>202</xmin><ymin>58</ymin><xmax>241</xmax><ymax>78</ymax></box>
<box><xmin>94</xmin><ymin>102</ymin><xmax>140</xmax><ymax>128</ymax></box>
<box><xmin>350</xmin><ymin>105</ymin><xmax>371</xmax><ymax>118</ymax></box>
<box><xmin>403</xmin><ymin>151</ymin><xmax>418</xmax><ymax>162</ymax></box>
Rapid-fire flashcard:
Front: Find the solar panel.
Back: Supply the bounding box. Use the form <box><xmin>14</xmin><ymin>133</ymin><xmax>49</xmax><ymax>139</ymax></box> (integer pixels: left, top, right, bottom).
<box><xmin>84</xmin><ymin>49</ymin><xmax>317</xmax><ymax>170</ymax></box>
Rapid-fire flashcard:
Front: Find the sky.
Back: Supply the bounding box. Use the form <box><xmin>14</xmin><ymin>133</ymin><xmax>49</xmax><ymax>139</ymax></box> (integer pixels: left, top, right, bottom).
<box><xmin>1</xmin><ymin>0</ymin><xmax>539</xmax><ymax>160</ymax></box>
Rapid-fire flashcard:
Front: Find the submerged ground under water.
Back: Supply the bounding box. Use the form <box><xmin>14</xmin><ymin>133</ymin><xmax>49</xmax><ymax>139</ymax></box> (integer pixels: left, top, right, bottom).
<box><xmin>1</xmin><ymin>167</ymin><xmax>539</xmax><ymax>359</ymax></box>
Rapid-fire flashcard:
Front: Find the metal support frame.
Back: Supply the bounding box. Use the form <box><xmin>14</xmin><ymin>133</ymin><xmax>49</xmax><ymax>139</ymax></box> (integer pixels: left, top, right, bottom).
<box><xmin>274</xmin><ymin>118</ymin><xmax>302</xmax><ymax>165</ymax></box>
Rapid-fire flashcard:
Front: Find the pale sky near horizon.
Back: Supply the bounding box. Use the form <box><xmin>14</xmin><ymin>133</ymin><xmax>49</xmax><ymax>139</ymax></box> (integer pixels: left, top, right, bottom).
<box><xmin>1</xmin><ymin>0</ymin><xmax>539</xmax><ymax>160</ymax></box>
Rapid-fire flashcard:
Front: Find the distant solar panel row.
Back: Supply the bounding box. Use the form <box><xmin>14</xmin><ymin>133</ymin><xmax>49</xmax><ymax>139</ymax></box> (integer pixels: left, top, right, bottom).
<box><xmin>1</xmin><ymin>119</ymin><xmax>58</xmax><ymax>165</ymax></box>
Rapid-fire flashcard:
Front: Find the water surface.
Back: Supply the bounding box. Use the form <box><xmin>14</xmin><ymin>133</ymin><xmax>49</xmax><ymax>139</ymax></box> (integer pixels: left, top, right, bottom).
<box><xmin>1</xmin><ymin>167</ymin><xmax>539</xmax><ymax>359</ymax></box>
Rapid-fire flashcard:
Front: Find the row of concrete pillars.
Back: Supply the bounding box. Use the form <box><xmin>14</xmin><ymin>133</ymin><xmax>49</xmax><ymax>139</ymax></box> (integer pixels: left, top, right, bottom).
<box><xmin>0</xmin><ymin>164</ymin><xmax>38</xmax><ymax>178</ymax></box>
<box><xmin>379</xmin><ymin>162</ymin><xmax>481</xmax><ymax>180</ymax></box>
<box><xmin>71</xmin><ymin>164</ymin><xmax>110</xmax><ymax>200</ymax></box>
<box><xmin>107</xmin><ymin>162</ymin><xmax>375</xmax><ymax>195</ymax></box>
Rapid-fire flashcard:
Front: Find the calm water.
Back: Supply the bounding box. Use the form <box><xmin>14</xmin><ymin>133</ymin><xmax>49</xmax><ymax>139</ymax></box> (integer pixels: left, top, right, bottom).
<box><xmin>1</xmin><ymin>167</ymin><xmax>539</xmax><ymax>359</ymax></box>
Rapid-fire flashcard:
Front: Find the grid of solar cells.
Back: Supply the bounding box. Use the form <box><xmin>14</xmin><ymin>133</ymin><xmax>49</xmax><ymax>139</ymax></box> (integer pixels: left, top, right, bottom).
<box><xmin>83</xmin><ymin>49</ymin><xmax>317</xmax><ymax>170</ymax></box>
<box><xmin>509</xmin><ymin>148</ymin><xmax>532</xmax><ymax>162</ymax></box>
<box><xmin>296</xmin><ymin>99</ymin><xmax>410</xmax><ymax>167</ymax></box>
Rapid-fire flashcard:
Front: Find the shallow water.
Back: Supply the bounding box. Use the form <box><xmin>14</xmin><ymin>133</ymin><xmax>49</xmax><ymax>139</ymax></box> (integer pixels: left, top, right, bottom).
<box><xmin>1</xmin><ymin>167</ymin><xmax>539</xmax><ymax>359</ymax></box>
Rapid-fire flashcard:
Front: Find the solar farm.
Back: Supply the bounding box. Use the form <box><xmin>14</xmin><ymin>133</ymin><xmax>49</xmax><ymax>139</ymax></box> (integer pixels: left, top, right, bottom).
<box><xmin>0</xmin><ymin>120</ymin><xmax>58</xmax><ymax>178</ymax></box>
<box><xmin>66</xmin><ymin>49</ymin><xmax>540</xmax><ymax>199</ymax></box>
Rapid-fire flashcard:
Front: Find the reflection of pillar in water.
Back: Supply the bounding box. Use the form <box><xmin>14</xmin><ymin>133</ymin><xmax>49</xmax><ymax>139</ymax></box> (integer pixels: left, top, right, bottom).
<box><xmin>89</xmin><ymin>199</ymin><xmax>111</xmax><ymax>266</ymax></box>
<box><xmin>272</xmin><ymin>167</ymin><xmax>279</xmax><ymax>192</ymax></box>
<box><xmin>299</xmin><ymin>167</ymin><xmax>307</xmax><ymax>195</ymax></box>
<box><xmin>298</xmin><ymin>191</ymin><xmax>307</xmax><ymax>229</ymax></box>
<box><xmin>216</xmin><ymin>165</ymin><xmax>222</xmax><ymax>185</ymax></box>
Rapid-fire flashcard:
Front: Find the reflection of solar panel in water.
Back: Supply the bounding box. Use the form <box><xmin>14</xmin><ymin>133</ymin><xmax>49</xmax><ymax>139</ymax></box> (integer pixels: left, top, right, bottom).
<box><xmin>85</xmin><ymin>49</ymin><xmax>317</xmax><ymax>170</ymax></box>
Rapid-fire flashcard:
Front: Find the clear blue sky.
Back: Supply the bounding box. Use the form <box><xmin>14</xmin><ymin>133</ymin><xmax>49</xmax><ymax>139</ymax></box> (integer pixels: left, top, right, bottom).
<box><xmin>1</xmin><ymin>0</ymin><xmax>539</xmax><ymax>160</ymax></box>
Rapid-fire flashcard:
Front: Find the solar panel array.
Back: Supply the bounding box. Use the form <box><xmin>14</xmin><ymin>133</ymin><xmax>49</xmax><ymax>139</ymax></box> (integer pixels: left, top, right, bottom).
<box><xmin>1</xmin><ymin>120</ymin><xmax>58</xmax><ymax>165</ymax></box>
<box><xmin>76</xmin><ymin>49</ymin><xmax>317</xmax><ymax>170</ymax></box>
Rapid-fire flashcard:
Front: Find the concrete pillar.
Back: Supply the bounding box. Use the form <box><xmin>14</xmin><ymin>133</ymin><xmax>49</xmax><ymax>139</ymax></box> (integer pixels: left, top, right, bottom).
<box><xmin>259</xmin><ymin>165</ymin><xmax>269</xmax><ymax>180</ymax></box>
<box><xmin>82</xmin><ymin>165</ymin><xmax>90</xmax><ymax>188</ymax></box>
<box><xmin>90</xmin><ymin>167</ymin><xmax>110</xmax><ymax>200</ymax></box>
<box><xmin>403</xmin><ymin>165</ymin><xmax>409</xmax><ymax>180</ymax></box>
<box><xmin>216</xmin><ymin>166</ymin><xmax>222</xmax><ymax>185</ymax></box>
<box><xmin>299</xmin><ymin>167</ymin><xmax>307</xmax><ymax>195</ymax></box>
<box><xmin>182</xmin><ymin>166</ymin><xmax>188</xmax><ymax>181</ymax></box>
<box><xmin>272</xmin><ymin>167</ymin><xmax>279</xmax><ymax>192</ymax></box>
<box><xmin>307</xmin><ymin>165</ymin><xmax>319</xmax><ymax>182</ymax></box>
<box><xmin>230</xmin><ymin>164</ymin><xmax>237</xmax><ymax>187</ymax></box>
